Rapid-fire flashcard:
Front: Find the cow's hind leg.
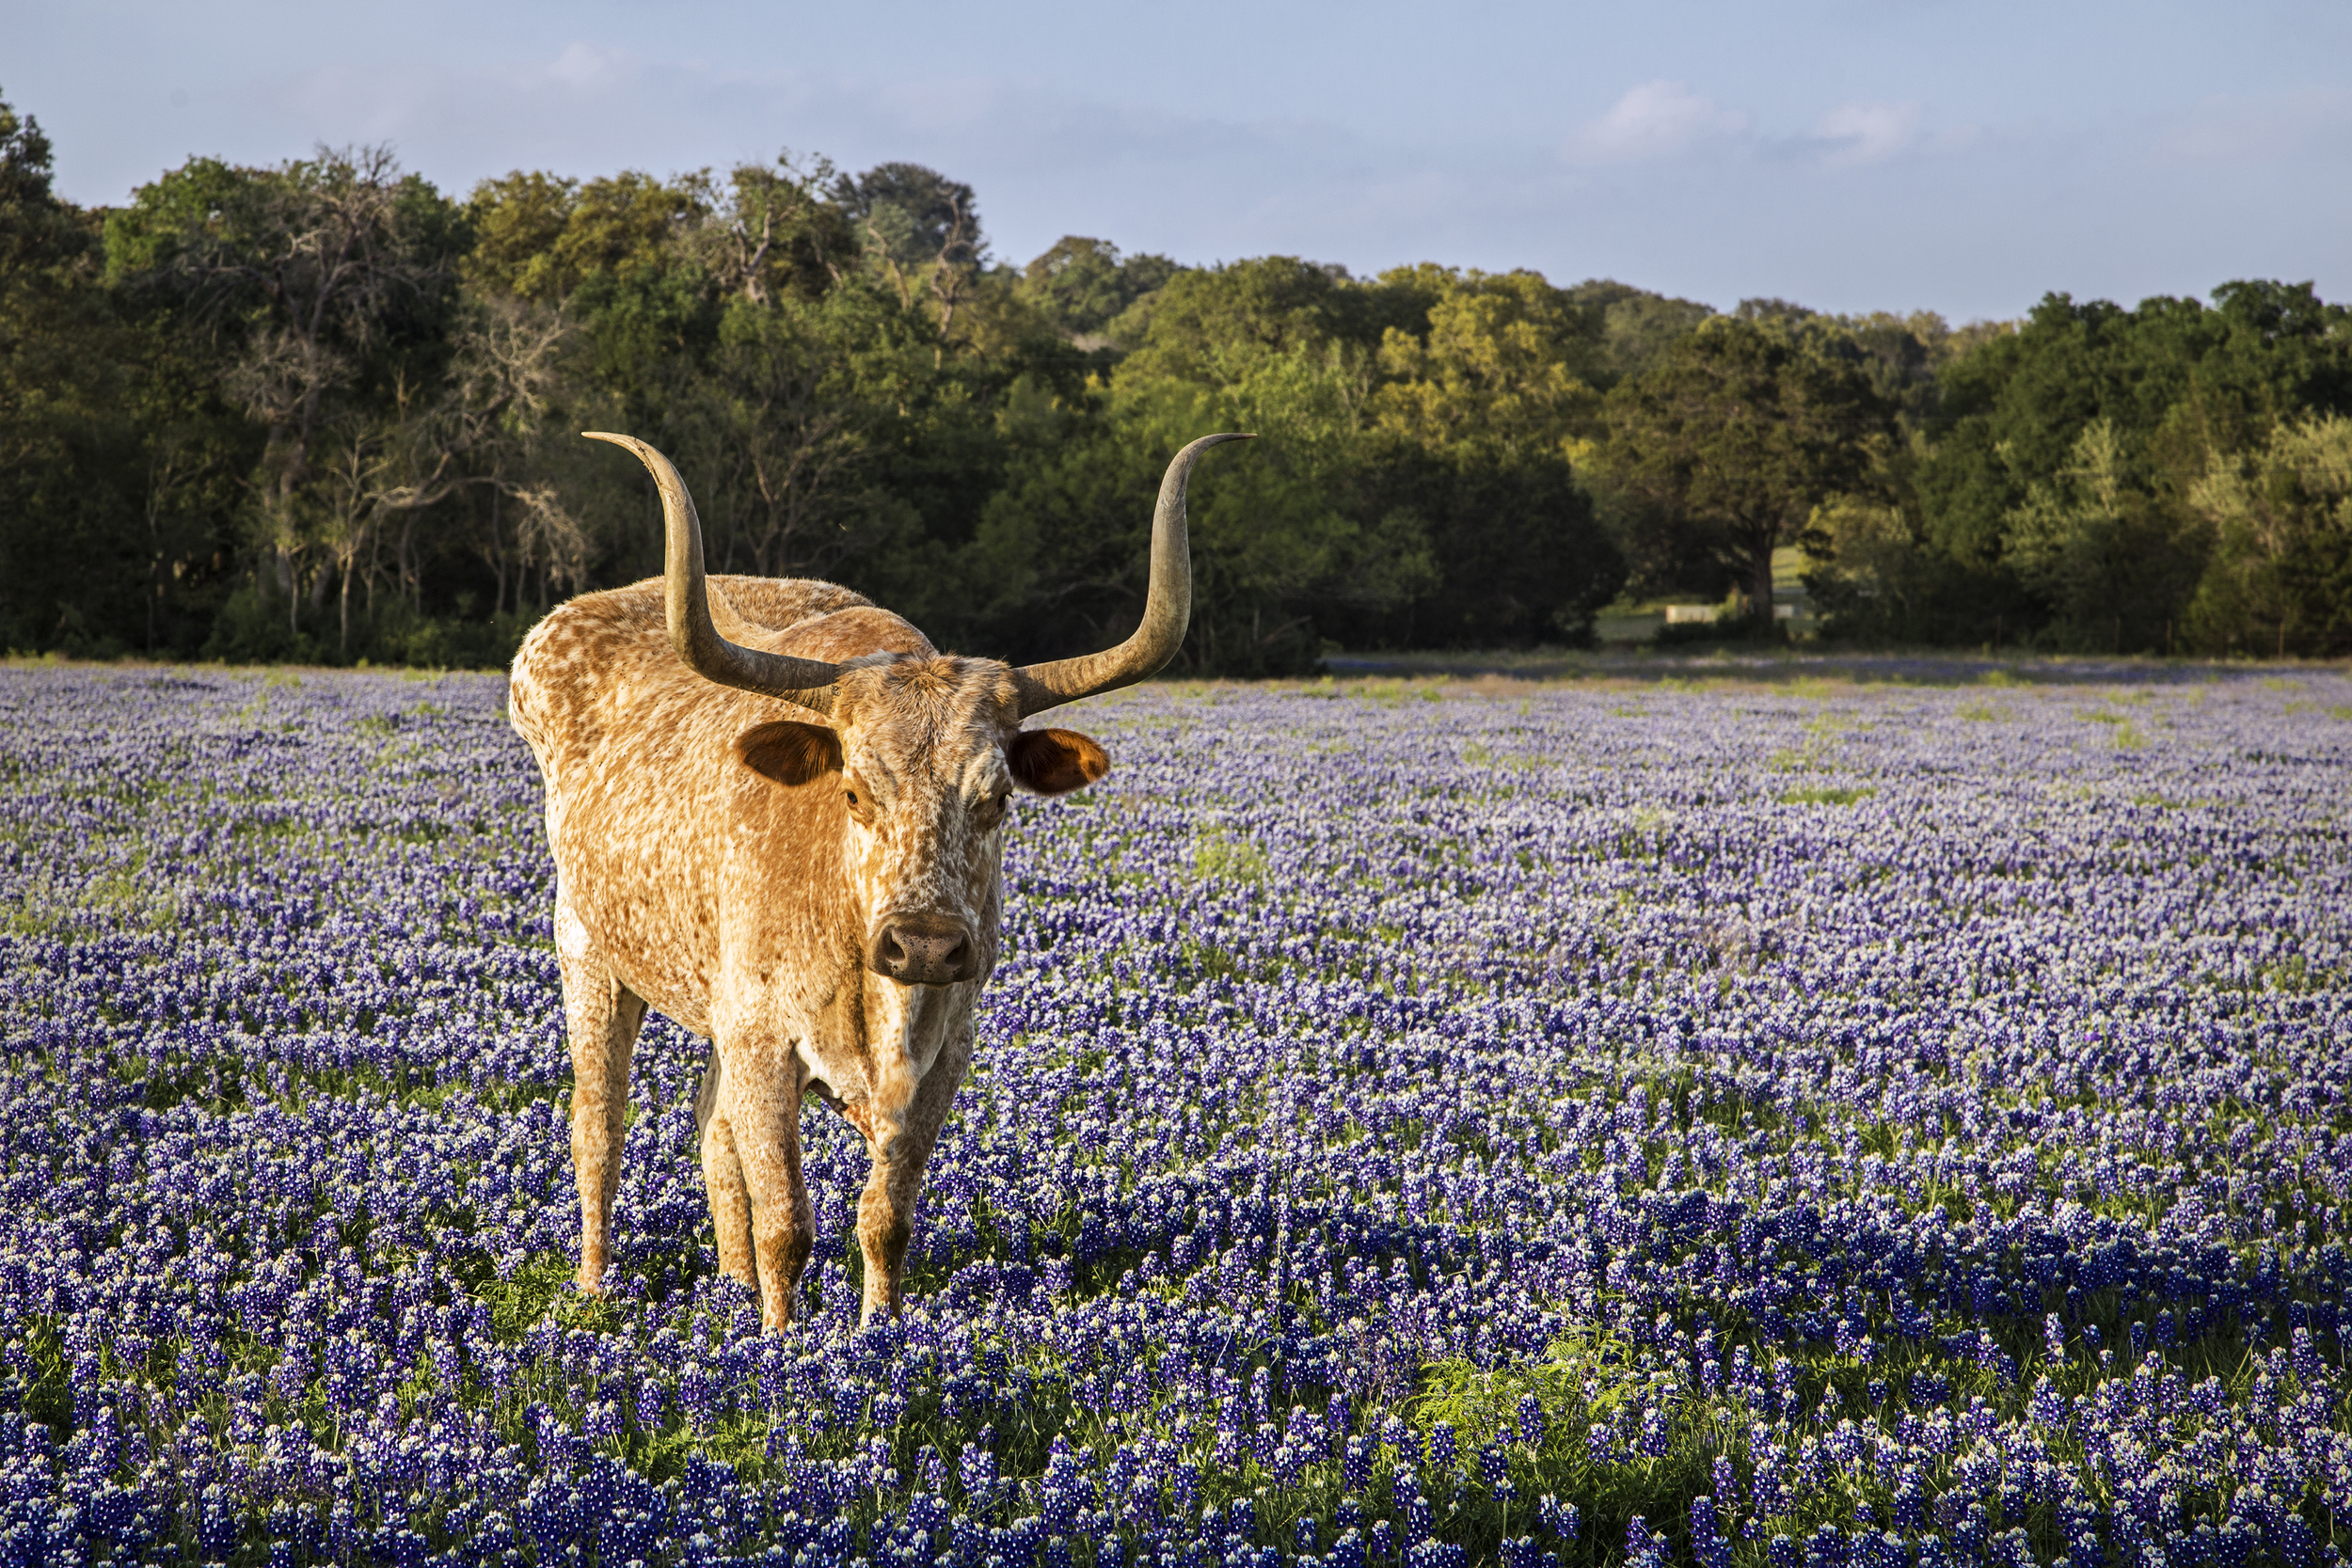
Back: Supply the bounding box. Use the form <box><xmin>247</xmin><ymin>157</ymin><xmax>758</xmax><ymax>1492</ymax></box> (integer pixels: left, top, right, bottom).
<box><xmin>720</xmin><ymin>1043</ymin><xmax>813</xmax><ymax>1331</ymax></box>
<box><xmin>559</xmin><ymin>939</ymin><xmax>646</xmax><ymax>1294</ymax></box>
<box><xmin>695</xmin><ymin>1044</ymin><xmax>757</xmax><ymax>1290</ymax></box>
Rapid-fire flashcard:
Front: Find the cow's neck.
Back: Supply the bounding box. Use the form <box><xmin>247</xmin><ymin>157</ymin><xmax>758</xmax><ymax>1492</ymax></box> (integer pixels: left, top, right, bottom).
<box><xmin>850</xmin><ymin>968</ymin><xmax>964</xmax><ymax>1125</ymax></box>
<box><xmin>796</xmin><ymin>836</ymin><xmax>985</xmax><ymax>1132</ymax></box>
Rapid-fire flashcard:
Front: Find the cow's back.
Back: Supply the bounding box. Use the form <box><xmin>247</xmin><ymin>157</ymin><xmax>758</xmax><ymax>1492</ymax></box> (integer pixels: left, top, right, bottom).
<box><xmin>509</xmin><ymin>576</ymin><xmax>896</xmax><ymax>777</ymax></box>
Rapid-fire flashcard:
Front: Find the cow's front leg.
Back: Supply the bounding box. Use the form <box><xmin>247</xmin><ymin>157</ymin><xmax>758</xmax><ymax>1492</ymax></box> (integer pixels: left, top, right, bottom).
<box><xmin>854</xmin><ymin>1037</ymin><xmax>972</xmax><ymax>1325</ymax></box>
<box><xmin>720</xmin><ymin>1040</ymin><xmax>814</xmax><ymax>1331</ymax></box>
<box><xmin>695</xmin><ymin>1044</ymin><xmax>756</xmax><ymax>1290</ymax></box>
<box><xmin>559</xmin><ymin>947</ymin><xmax>646</xmax><ymax>1295</ymax></box>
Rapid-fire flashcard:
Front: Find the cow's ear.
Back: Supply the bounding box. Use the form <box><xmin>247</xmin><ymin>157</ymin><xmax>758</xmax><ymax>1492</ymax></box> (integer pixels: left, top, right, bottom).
<box><xmin>1008</xmin><ymin>727</ymin><xmax>1110</xmax><ymax>795</ymax></box>
<box><xmin>736</xmin><ymin>721</ymin><xmax>843</xmax><ymax>786</ymax></box>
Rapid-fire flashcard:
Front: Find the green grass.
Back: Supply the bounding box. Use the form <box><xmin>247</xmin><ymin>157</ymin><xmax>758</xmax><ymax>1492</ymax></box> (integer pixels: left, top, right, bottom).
<box><xmin>1777</xmin><ymin>786</ymin><xmax>1873</xmax><ymax>806</ymax></box>
<box><xmin>1190</xmin><ymin>827</ymin><xmax>1270</xmax><ymax>884</ymax></box>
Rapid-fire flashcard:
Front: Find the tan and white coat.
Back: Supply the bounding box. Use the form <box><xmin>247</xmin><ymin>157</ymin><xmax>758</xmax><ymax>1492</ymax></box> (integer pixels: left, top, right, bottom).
<box><xmin>504</xmin><ymin>431</ymin><xmax>1244</xmax><ymax>1331</ymax></box>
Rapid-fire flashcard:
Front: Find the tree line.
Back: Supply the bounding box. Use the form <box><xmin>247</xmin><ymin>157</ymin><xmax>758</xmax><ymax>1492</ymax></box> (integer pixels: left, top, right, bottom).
<box><xmin>3</xmin><ymin>91</ymin><xmax>2348</xmax><ymax>672</ymax></box>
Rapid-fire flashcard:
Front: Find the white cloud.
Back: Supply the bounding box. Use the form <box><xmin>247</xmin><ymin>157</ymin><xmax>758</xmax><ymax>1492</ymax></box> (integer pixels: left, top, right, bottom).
<box><xmin>1811</xmin><ymin>102</ymin><xmax>1921</xmax><ymax>166</ymax></box>
<box><xmin>541</xmin><ymin>41</ymin><xmax>631</xmax><ymax>92</ymax></box>
<box><xmin>1562</xmin><ymin>81</ymin><xmax>1748</xmax><ymax>166</ymax></box>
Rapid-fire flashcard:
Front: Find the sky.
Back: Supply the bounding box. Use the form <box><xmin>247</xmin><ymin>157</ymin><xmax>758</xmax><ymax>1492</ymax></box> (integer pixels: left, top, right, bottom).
<box><xmin>8</xmin><ymin>0</ymin><xmax>2351</xmax><ymax>322</ymax></box>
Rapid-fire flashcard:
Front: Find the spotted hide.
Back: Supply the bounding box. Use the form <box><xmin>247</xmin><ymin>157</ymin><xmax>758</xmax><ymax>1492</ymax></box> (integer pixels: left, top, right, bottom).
<box><xmin>507</xmin><ymin>431</ymin><xmax>1247</xmax><ymax>1329</ymax></box>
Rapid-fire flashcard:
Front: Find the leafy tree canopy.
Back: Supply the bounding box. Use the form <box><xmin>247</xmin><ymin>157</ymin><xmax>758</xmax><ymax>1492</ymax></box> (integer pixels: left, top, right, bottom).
<box><xmin>1597</xmin><ymin>315</ymin><xmax>1893</xmax><ymax>626</ymax></box>
<box><xmin>6</xmin><ymin>82</ymin><xmax>2345</xmax><ymax>668</ymax></box>
<box><xmin>831</xmin><ymin>162</ymin><xmax>984</xmax><ymax>272</ymax></box>
<box><xmin>1016</xmin><ymin>237</ymin><xmax>1180</xmax><ymax>344</ymax></box>
<box><xmin>1373</xmin><ymin>270</ymin><xmax>1604</xmax><ymax>463</ymax></box>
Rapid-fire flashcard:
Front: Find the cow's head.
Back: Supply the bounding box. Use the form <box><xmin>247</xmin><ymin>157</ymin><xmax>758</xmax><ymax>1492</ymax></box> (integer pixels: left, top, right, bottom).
<box><xmin>729</xmin><ymin>662</ymin><xmax>1108</xmax><ymax>986</ymax></box>
<box><xmin>584</xmin><ymin>430</ymin><xmax>1249</xmax><ymax>989</ymax></box>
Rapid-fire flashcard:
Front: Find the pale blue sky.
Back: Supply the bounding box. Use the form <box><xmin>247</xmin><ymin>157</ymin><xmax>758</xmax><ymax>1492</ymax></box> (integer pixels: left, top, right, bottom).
<box><xmin>8</xmin><ymin>0</ymin><xmax>2349</xmax><ymax>320</ymax></box>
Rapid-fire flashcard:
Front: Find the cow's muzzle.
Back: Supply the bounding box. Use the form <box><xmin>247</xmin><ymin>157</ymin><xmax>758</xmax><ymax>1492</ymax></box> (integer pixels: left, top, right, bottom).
<box><xmin>868</xmin><ymin>912</ymin><xmax>977</xmax><ymax>987</ymax></box>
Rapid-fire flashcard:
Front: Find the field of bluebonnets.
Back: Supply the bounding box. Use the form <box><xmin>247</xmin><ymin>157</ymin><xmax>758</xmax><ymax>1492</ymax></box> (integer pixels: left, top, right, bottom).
<box><xmin>3</xmin><ymin>656</ymin><xmax>2351</xmax><ymax>1568</ymax></box>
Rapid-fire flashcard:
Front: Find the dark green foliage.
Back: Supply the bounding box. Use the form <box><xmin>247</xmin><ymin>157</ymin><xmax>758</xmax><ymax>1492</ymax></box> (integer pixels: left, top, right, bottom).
<box><xmin>0</xmin><ymin>91</ymin><xmax>1646</xmax><ymax>674</ymax></box>
<box><xmin>1595</xmin><ymin>317</ymin><xmax>1893</xmax><ymax>629</ymax></box>
<box><xmin>1108</xmin><ymin>256</ymin><xmax>1383</xmax><ymax>385</ymax></box>
<box><xmin>1015</xmin><ymin>237</ymin><xmax>1180</xmax><ymax>344</ymax></box>
<box><xmin>1322</xmin><ymin>447</ymin><xmax>1623</xmax><ymax>650</ymax></box>
<box><xmin>1561</xmin><ymin>279</ymin><xmax>1715</xmax><ymax>390</ymax></box>
<box><xmin>831</xmin><ymin>161</ymin><xmax>982</xmax><ymax>272</ymax></box>
<box><xmin>2179</xmin><ymin>413</ymin><xmax>2352</xmax><ymax>657</ymax></box>
<box><xmin>6</xmin><ymin>82</ymin><xmax>2347</xmax><ymax>668</ymax></box>
<box><xmin>1897</xmin><ymin>284</ymin><xmax>2352</xmax><ymax>652</ymax></box>
<box><xmin>954</xmin><ymin>375</ymin><xmax>1382</xmax><ymax>676</ymax></box>
<box><xmin>0</xmin><ymin>93</ymin><xmax>253</xmax><ymax>657</ymax></box>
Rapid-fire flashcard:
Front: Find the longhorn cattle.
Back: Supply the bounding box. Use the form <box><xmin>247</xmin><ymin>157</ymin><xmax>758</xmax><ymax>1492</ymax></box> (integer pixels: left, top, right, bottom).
<box><xmin>507</xmin><ymin>431</ymin><xmax>1248</xmax><ymax>1329</ymax></box>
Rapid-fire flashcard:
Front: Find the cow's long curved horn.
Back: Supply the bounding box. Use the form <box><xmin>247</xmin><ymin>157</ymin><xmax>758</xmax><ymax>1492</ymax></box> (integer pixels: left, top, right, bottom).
<box><xmin>1009</xmin><ymin>432</ymin><xmax>1253</xmax><ymax>718</ymax></box>
<box><xmin>583</xmin><ymin>432</ymin><xmax>841</xmax><ymax>717</ymax></box>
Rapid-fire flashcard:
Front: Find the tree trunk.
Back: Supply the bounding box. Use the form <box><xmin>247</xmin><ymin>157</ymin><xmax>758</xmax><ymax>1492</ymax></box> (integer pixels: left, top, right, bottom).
<box><xmin>490</xmin><ymin>488</ymin><xmax>508</xmax><ymax>618</ymax></box>
<box><xmin>1751</xmin><ymin>542</ymin><xmax>1778</xmax><ymax>636</ymax></box>
<box><xmin>278</xmin><ymin>545</ymin><xmax>300</xmax><ymax>638</ymax></box>
<box><xmin>395</xmin><ymin>517</ymin><xmax>421</xmax><ymax>611</ymax></box>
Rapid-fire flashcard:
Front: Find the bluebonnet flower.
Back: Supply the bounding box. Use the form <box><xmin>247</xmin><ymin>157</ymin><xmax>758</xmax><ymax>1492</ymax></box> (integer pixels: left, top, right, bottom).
<box><xmin>0</xmin><ymin>662</ymin><xmax>2344</xmax><ymax>1562</ymax></box>
<box><xmin>1627</xmin><ymin>1514</ymin><xmax>1671</xmax><ymax>1568</ymax></box>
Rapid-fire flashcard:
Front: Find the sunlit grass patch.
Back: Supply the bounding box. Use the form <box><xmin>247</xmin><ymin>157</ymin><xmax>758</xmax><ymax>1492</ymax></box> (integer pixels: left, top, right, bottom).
<box><xmin>1777</xmin><ymin>784</ymin><xmax>1872</xmax><ymax>805</ymax></box>
<box><xmin>1189</xmin><ymin>825</ymin><xmax>1269</xmax><ymax>883</ymax></box>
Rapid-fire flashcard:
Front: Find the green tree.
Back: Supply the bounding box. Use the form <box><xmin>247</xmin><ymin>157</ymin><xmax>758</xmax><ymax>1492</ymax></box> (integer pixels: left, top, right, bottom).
<box><xmin>1324</xmin><ymin>445</ymin><xmax>1620</xmax><ymax>649</ymax></box>
<box><xmin>107</xmin><ymin>145</ymin><xmax>468</xmax><ymax>649</ymax></box>
<box><xmin>962</xmin><ymin>358</ymin><xmax>1344</xmax><ymax>674</ymax></box>
<box><xmin>1915</xmin><ymin>285</ymin><xmax>2351</xmax><ymax>573</ymax></box>
<box><xmin>1017</xmin><ymin>237</ymin><xmax>1180</xmax><ymax>344</ymax></box>
<box><xmin>365</xmin><ymin>295</ymin><xmax>579</xmax><ymax>633</ymax></box>
<box><xmin>2184</xmin><ymin>413</ymin><xmax>2352</xmax><ymax>656</ymax></box>
<box><xmin>1353</xmin><ymin>268</ymin><xmax>1622</xmax><ymax>645</ymax></box>
<box><xmin>2001</xmin><ymin>419</ymin><xmax>2212</xmax><ymax>652</ymax></box>
<box><xmin>473</xmin><ymin>169</ymin><xmax>703</xmax><ymax>305</ymax></box>
<box><xmin>831</xmin><ymin>162</ymin><xmax>984</xmax><ymax>344</ymax></box>
<box><xmin>1109</xmin><ymin>256</ymin><xmax>1381</xmax><ymax>384</ymax></box>
<box><xmin>1898</xmin><ymin>283</ymin><xmax>2352</xmax><ymax>648</ymax></box>
<box><xmin>979</xmin><ymin>259</ymin><xmax>1627</xmax><ymax>662</ymax></box>
<box><xmin>1372</xmin><ymin>269</ymin><xmax>1604</xmax><ymax>461</ymax></box>
<box><xmin>699</xmin><ymin>156</ymin><xmax>858</xmax><ymax>306</ymax></box>
<box><xmin>661</xmin><ymin>289</ymin><xmax>918</xmax><ymax>581</ymax></box>
<box><xmin>1559</xmin><ymin>279</ymin><xmax>1713</xmax><ymax>389</ymax></box>
<box><xmin>1801</xmin><ymin>497</ymin><xmax>1934</xmax><ymax>643</ymax></box>
<box><xmin>1597</xmin><ymin>316</ymin><xmax>1893</xmax><ymax>631</ymax></box>
<box><xmin>0</xmin><ymin>91</ymin><xmax>134</xmax><ymax>653</ymax></box>
<box><xmin>463</xmin><ymin>170</ymin><xmax>581</xmax><ymax>303</ymax></box>
<box><xmin>31</xmin><ymin>81</ymin><xmax>2352</xmax><ymax>671</ymax></box>
<box><xmin>1</xmin><ymin>90</ymin><xmax>262</xmax><ymax>657</ymax></box>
